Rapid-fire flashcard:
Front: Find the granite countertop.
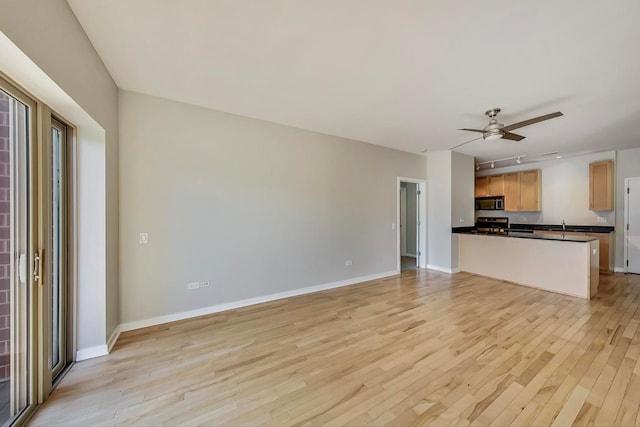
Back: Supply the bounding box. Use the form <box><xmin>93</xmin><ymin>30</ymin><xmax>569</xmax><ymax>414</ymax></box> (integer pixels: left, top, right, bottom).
<box><xmin>509</xmin><ymin>224</ymin><xmax>614</xmax><ymax>233</ymax></box>
<box><xmin>453</xmin><ymin>230</ymin><xmax>599</xmax><ymax>243</ymax></box>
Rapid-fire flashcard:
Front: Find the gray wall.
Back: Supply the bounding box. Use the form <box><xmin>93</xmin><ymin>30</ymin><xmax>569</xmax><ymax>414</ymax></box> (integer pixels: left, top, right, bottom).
<box><xmin>451</xmin><ymin>151</ymin><xmax>475</xmax><ymax>268</ymax></box>
<box><xmin>426</xmin><ymin>150</ymin><xmax>475</xmax><ymax>272</ymax></box>
<box><xmin>427</xmin><ymin>151</ymin><xmax>453</xmax><ymax>270</ymax></box>
<box><xmin>0</xmin><ymin>0</ymin><xmax>119</xmax><ymax>345</ymax></box>
<box><xmin>119</xmin><ymin>90</ymin><xmax>426</xmax><ymax>324</ymax></box>
<box><xmin>615</xmin><ymin>147</ymin><xmax>640</xmax><ymax>269</ymax></box>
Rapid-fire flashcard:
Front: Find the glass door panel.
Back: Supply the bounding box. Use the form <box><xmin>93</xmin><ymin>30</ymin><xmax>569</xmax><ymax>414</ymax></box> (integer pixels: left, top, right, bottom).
<box><xmin>1</xmin><ymin>88</ymin><xmax>32</xmax><ymax>426</ymax></box>
<box><xmin>49</xmin><ymin>119</ymin><xmax>66</xmax><ymax>379</ymax></box>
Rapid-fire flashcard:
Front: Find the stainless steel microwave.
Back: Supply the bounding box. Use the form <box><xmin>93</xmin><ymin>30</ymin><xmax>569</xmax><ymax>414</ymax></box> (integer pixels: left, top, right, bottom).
<box><xmin>475</xmin><ymin>196</ymin><xmax>504</xmax><ymax>210</ymax></box>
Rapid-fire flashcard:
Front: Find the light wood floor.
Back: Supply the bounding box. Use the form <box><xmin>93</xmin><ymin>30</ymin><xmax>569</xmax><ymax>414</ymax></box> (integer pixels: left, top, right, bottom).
<box><xmin>401</xmin><ymin>256</ymin><xmax>417</xmax><ymax>271</ymax></box>
<box><xmin>30</xmin><ymin>270</ymin><xmax>640</xmax><ymax>426</ymax></box>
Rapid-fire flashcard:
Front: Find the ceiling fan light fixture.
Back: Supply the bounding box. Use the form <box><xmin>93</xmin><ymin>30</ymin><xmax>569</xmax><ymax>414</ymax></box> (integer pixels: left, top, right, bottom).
<box><xmin>484</xmin><ymin>131</ymin><xmax>503</xmax><ymax>141</ymax></box>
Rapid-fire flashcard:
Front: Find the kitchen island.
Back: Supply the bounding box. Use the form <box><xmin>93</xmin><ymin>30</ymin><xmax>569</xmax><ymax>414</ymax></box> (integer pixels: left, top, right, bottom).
<box><xmin>455</xmin><ymin>231</ymin><xmax>600</xmax><ymax>299</ymax></box>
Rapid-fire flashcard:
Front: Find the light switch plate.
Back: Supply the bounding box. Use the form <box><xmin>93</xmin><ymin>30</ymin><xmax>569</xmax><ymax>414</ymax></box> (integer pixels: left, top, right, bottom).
<box><xmin>139</xmin><ymin>232</ymin><xmax>149</xmax><ymax>244</ymax></box>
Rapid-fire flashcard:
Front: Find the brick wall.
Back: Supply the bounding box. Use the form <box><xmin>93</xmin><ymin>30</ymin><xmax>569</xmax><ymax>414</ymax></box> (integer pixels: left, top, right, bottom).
<box><xmin>0</xmin><ymin>92</ymin><xmax>10</xmax><ymax>381</ymax></box>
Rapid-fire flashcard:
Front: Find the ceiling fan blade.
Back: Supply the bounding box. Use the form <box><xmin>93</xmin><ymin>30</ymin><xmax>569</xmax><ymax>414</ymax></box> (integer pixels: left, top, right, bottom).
<box><xmin>449</xmin><ymin>136</ymin><xmax>483</xmax><ymax>150</ymax></box>
<box><xmin>501</xmin><ymin>112</ymin><xmax>563</xmax><ymax>132</ymax></box>
<box><xmin>458</xmin><ymin>128</ymin><xmax>484</xmax><ymax>133</ymax></box>
<box><xmin>502</xmin><ymin>132</ymin><xmax>526</xmax><ymax>141</ymax></box>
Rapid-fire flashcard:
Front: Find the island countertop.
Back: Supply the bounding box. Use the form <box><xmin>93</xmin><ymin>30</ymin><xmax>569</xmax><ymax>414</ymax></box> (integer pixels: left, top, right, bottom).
<box><xmin>457</xmin><ymin>232</ymin><xmax>599</xmax><ymax>299</ymax></box>
<box><xmin>452</xmin><ymin>230</ymin><xmax>599</xmax><ymax>243</ymax></box>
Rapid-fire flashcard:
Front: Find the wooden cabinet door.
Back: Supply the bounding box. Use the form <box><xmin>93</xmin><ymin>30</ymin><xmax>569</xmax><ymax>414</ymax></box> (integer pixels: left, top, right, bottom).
<box><xmin>589</xmin><ymin>160</ymin><xmax>613</xmax><ymax>210</ymax></box>
<box><xmin>488</xmin><ymin>175</ymin><xmax>504</xmax><ymax>196</ymax></box>
<box><xmin>503</xmin><ymin>173</ymin><xmax>520</xmax><ymax>211</ymax></box>
<box><xmin>520</xmin><ymin>170</ymin><xmax>541</xmax><ymax>211</ymax></box>
<box><xmin>475</xmin><ymin>176</ymin><xmax>489</xmax><ymax>197</ymax></box>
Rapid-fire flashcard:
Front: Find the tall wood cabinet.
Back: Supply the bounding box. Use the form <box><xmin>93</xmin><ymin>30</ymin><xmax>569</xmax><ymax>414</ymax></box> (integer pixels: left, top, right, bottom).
<box><xmin>589</xmin><ymin>160</ymin><xmax>613</xmax><ymax>210</ymax></box>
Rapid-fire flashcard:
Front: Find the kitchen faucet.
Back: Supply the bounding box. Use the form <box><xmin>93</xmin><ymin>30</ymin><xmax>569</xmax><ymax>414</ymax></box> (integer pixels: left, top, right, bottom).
<box><xmin>561</xmin><ymin>220</ymin><xmax>566</xmax><ymax>232</ymax></box>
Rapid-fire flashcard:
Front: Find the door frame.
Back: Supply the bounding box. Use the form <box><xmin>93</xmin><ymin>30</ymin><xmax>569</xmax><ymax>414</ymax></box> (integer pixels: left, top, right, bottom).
<box><xmin>624</xmin><ymin>177</ymin><xmax>640</xmax><ymax>274</ymax></box>
<box><xmin>397</xmin><ymin>177</ymin><xmax>427</xmax><ymax>271</ymax></box>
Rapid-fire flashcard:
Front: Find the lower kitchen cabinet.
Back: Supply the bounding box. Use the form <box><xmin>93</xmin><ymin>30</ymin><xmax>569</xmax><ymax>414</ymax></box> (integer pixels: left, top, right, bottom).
<box><xmin>586</xmin><ymin>232</ymin><xmax>613</xmax><ymax>272</ymax></box>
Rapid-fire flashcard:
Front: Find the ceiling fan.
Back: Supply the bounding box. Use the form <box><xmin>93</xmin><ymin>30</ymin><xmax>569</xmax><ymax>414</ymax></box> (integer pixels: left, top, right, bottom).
<box><xmin>450</xmin><ymin>108</ymin><xmax>563</xmax><ymax>150</ymax></box>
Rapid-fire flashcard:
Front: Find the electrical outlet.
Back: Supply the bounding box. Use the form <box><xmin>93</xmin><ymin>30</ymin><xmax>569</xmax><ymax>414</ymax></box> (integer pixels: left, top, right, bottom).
<box><xmin>139</xmin><ymin>232</ymin><xmax>149</xmax><ymax>244</ymax></box>
<box><xmin>597</xmin><ymin>216</ymin><xmax>607</xmax><ymax>223</ymax></box>
<box><xmin>199</xmin><ymin>281</ymin><xmax>210</xmax><ymax>288</ymax></box>
<box><xmin>187</xmin><ymin>282</ymin><xmax>200</xmax><ymax>290</ymax></box>
<box><xmin>345</xmin><ymin>260</ymin><xmax>353</xmax><ymax>266</ymax></box>
<box><xmin>459</xmin><ymin>218</ymin><xmax>465</xmax><ymax>223</ymax></box>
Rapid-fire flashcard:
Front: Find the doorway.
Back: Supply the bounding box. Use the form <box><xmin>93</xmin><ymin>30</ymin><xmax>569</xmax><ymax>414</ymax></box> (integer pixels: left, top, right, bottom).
<box><xmin>397</xmin><ymin>177</ymin><xmax>427</xmax><ymax>272</ymax></box>
<box><xmin>400</xmin><ymin>182</ymin><xmax>417</xmax><ymax>271</ymax></box>
<box><xmin>625</xmin><ymin>178</ymin><xmax>640</xmax><ymax>274</ymax></box>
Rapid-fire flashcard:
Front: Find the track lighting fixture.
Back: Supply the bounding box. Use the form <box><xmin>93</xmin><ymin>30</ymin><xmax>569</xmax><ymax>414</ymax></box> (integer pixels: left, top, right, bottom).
<box><xmin>475</xmin><ymin>155</ymin><xmax>526</xmax><ymax>171</ymax></box>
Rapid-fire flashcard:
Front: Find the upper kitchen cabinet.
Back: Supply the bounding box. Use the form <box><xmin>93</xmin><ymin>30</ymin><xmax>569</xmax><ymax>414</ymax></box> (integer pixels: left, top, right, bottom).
<box><xmin>475</xmin><ymin>175</ymin><xmax>504</xmax><ymax>197</ymax></box>
<box><xmin>520</xmin><ymin>170</ymin><xmax>542</xmax><ymax>211</ymax></box>
<box><xmin>475</xmin><ymin>176</ymin><xmax>488</xmax><ymax>197</ymax></box>
<box><xmin>503</xmin><ymin>173</ymin><xmax>520</xmax><ymax>211</ymax></box>
<box><xmin>502</xmin><ymin>169</ymin><xmax>542</xmax><ymax>212</ymax></box>
<box><xmin>589</xmin><ymin>160</ymin><xmax>613</xmax><ymax>210</ymax></box>
<box><xmin>488</xmin><ymin>175</ymin><xmax>504</xmax><ymax>196</ymax></box>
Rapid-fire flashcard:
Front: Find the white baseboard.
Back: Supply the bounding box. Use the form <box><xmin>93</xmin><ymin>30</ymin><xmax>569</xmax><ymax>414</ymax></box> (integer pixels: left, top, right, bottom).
<box><xmin>120</xmin><ymin>270</ymin><xmax>400</xmax><ymax>332</ymax></box>
<box><xmin>107</xmin><ymin>325</ymin><xmax>122</xmax><ymax>352</ymax></box>
<box><xmin>614</xmin><ymin>267</ymin><xmax>627</xmax><ymax>273</ymax></box>
<box><xmin>426</xmin><ymin>264</ymin><xmax>459</xmax><ymax>274</ymax></box>
<box><xmin>76</xmin><ymin>345</ymin><xmax>108</xmax><ymax>361</ymax></box>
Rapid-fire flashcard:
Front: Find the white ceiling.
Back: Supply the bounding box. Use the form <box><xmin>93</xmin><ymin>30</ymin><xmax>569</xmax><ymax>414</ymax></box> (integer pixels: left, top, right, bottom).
<box><xmin>67</xmin><ymin>0</ymin><xmax>640</xmax><ymax>164</ymax></box>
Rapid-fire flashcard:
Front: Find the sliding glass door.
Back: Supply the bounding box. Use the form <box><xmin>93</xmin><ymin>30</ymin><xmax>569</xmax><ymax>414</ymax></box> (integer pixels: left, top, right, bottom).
<box><xmin>0</xmin><ymin>75</ymin><xmax>73</xmax><ymax>425</ymax></box>
<box><xmin>0</xmin><ymin>80</ymin><xmax>36</xmax><ymax>427</ymax></box>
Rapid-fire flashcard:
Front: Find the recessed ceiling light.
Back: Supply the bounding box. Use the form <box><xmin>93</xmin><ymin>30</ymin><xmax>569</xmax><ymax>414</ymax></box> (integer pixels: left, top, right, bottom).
<box><xmin>420</xmin><ymin>149</ymin><xmax>428</xmax><ymax>153</ymax></box>
<box><xmin>556</xmin><ymin>155</ymin><xmax>563</xmax><ymax>159</ymax></box>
